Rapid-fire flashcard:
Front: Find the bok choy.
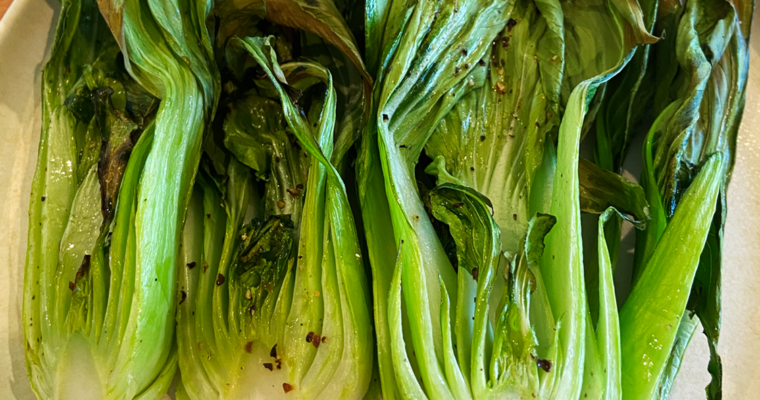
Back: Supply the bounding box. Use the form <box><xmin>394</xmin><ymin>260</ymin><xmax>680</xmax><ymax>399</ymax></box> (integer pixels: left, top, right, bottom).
<box><xmin>21</xmin><ymin>0</ymin><xmax>753</xmax><ymax>398</ymax></box>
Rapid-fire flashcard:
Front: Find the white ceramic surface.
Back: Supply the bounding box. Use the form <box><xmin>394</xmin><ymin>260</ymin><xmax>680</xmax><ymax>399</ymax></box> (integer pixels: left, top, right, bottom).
<box><xmin>0</xmin><ymin>0</ymin><xmax>758</xmax><ymax>398</ymax></box>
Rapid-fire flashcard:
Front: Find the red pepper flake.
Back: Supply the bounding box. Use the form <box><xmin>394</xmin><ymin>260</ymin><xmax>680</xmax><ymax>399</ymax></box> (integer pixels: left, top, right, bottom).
<box><xmin>287</xmin><ymin>188</ymin><xmax>300</xmax><ymax>197</ymax></box>
<box><xmin>513</xmin><ymin>214</ymin><xmax>517</xmax><ymax>220</ymax></box>
<box><xmin>187</xmin><ymin>261</ymin><xmax>196</xmax><ymax>269</ymax></box>
<box><xmin>41</xmin><ymin>196</ymin><xmax>46</xmax><ymax>201</ymax></box>
<box><xmin>68</xmin><ymin>281</ymin><xmax>76</xmax><ymax>291</ymax></box>
<box><xmin>263</xmin><ymin>363</ymin><xmax>274</xmax><ymax>371</ymax></box>
<box><xmin>461</xmin><ymin>49</ymin><xmax>468</xmax><ymax>56</ymax></box>
<box><xmin>283</xmin><ymin>383</ymin><xmax>294</xmax><ymax>393</ymax></box>
<box><xmin>321</xmin><ymin>336</ymin><xmax>328</xmax><ymax>344</ymax></box>
<box><xmin>306</xmin><ymin>332</ymin><xmax>314</xmax><ymax>343</ymax></box>
<box><xmin>478</xmin><ymin>59</ymin><xmax>486</xmax><ymax>66</ymax></box>
<box><xmin>179</xmin><ymin>290</ymin><xmax>187</xmax><ymax>305</ymax></box>
<box><xmin>382</xmin><ymin>114</ymin><xmax>389</xmax><ymax>122</ymax></box>
<box><xmin>216</xmin><ymin>274</ymin><xmax>225</xmax><ymax>286</ymax></box>
<box><xmin>296</xmin><ymin>183</ymin><xmax>304</xmax><ymax>190</ymax></box>
<box><xmin>507</xmin><ymin>18</ymin><xmax>517</xmax><ymax>31</ymax></box>
<box><xmin>531</xmin><ymin>354</ymin><xmax>552</xmax><ymax>372</ymax></box>
<box><xmin>276</xmin><ymin>360</ymin><xmax>282</xmax><ymax>370</ymax></box>
<box><xmin>472</xmin><ymin>268</ymin><xmax>479</xmax><ymax>281</ymax></box>
<box><xmin>312</xmin><ymin>334</ymin><xmax>322</xmax><ymax>348</ymax></box>
<box><xmin>244</xmin><ymin>341</ymin><xmax>254</xmax><ymax>353</ymax></box>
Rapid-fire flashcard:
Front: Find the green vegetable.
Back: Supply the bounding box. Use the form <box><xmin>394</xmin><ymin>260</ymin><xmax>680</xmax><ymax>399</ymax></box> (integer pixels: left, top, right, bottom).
<box><xmin>629</xmin><ymin>1</ymin><xmax>749</xmax><ymax>396</ymax></box>
<box><xmin>174</xmin><ymin>36</ymin><xmax>373</xmax><ymax>399</ymax></box>
<box><xmin>22</xmin><ymin>0</ymin><xmax>753</xmax><ymax>398</ymax></box>
<box><xmin>21</xmin><ymin>0</ymin><xmax>180</xmax><ymax>397</ymax></box>
<box><xmin>620</xmin><ymin>153</ymin><xmax>723</xmax><ymax>399</ymax></box>
<box><xmin>360</xmin><ymin>0</ymin><xmax>656</xmax><ymax>397</ymax></box>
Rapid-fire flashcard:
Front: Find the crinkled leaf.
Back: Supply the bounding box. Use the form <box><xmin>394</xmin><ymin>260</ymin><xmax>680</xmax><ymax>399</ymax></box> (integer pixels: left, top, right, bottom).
<box><xmin>223</xmin><ymin>94</ymin><xmax>307</xmax><ymax>225</ymax></box>
<box><xmin>368</xmin><ymin>0</ymin><xmax>511</xmax><ymax>395</ymax></box>
<box><xmin>425</xmin><ymin>0</ymin><xmax>564</xmax><ymax>253</ymax></box>
<box><xmin>578</xmin><ymin>158</ymin><xmax>649</xmax><ymax>227</ymax></box>
<box><xmin>215</xmin><ymin>0</ymin><xmax>371</xmax><ymax>87</ymax></box>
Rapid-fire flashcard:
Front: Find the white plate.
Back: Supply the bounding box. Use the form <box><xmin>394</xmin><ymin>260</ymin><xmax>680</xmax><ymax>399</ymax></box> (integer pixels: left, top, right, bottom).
<box><xmin>1</xmin><ymin>0</ymin><xmax>759</xmax><ymax>398</ymax></box>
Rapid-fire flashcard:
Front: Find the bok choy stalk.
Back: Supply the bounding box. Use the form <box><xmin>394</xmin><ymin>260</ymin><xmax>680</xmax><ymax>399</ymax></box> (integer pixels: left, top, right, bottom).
<box><xmin>174</xmin><ymin>36</ymin><xmax>372</xmax><ymax>400</ymax></box>
<box><xmin>359</xmin><ymin>0</ymin><xmax>655</xmax><ymax>398</ymax></box>
<box><xmin>20</xmin><ymin>0</ymin><xmax>175</xmax><ymax>397</ymax></box>
<box><xmin>545</xmin><ymin>2</ymin><xmax>654</xmax><ymax>398</ymax></box>
<box><xmin>359</xmin><ymin>0</ymin><xmax>509</xmax><ymax>396</ymax></box>
<box><xmin>425</xmin><ymin>186</ymin><xmax>558</xmax><ymax>399</ymax></box>
<box><xmin>620</xmin><ymin>153</ymin><xmax>723</xmax><ymax>400</ymax></box>
<box><xmin>584</xmin><ymin>207</ymin><xmax>626</xmax><ymax>400</ymax></box>
<box><xmin>627</xmin><ymin>0</ymin><xmax>750</xmax><ymax>397</ymax></box>
<box><xmin>96</xmin><ymin>0</ymin><xmax>219</xmax><ymax>396</ymax></box>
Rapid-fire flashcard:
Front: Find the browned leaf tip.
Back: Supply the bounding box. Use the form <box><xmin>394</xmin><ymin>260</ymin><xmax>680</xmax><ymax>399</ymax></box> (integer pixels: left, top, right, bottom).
<box><xmin>96</xmin><ymin>0</ymin><xmax>124</xmax><ymax>49</ymax></box>
<box><xmin>263</xmin><ymin>0</ymin><xmax>371</xmax><ymax>87</ymax></box>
